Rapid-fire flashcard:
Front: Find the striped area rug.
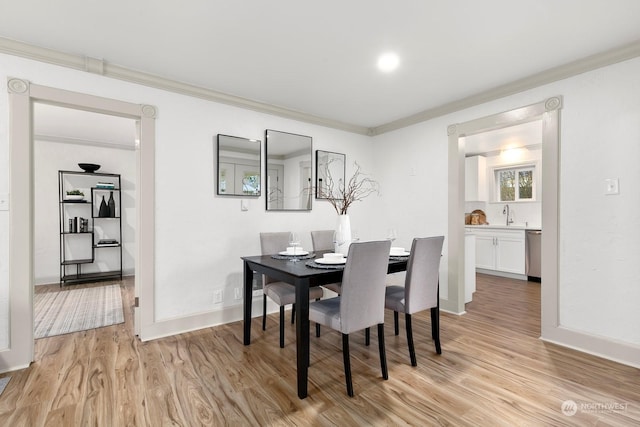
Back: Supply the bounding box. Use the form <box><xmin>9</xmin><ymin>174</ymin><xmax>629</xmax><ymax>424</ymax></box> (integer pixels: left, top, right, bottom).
<box><xmin>34</xmin><ymin>284</ymin><xmax>124</xmax><ymax>339</ymax></box>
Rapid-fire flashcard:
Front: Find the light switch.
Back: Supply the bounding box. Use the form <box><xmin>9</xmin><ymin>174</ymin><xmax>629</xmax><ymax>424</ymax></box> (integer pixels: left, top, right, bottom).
<box><xmin>241</xmin><ymin>199</ymin><xmax>248</xmax><ymax>211</ymax></box>
<box><xmin>0</xmin><ymin>193</ymin><xmax>8</xmax><ymax>211</ymax></box>
<box><xmin>604</xmin><ymin>178</ymin><xmax>619</xmax><ymax>195</ymax></box>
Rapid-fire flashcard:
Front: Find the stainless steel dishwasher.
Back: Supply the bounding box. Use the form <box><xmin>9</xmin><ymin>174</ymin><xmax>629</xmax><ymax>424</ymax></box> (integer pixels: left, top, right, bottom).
<box><xmin>525</xmin><ymin>229</ymin><xmax>542</xmax><ymax>282</ymax></box>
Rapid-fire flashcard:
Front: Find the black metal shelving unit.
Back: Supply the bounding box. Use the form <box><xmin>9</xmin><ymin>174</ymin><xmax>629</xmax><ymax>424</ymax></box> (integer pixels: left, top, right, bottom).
<box><xmin>58</xmin><ymin>170</ymin><xmax>123</xmax><ymax>286</ymax></box>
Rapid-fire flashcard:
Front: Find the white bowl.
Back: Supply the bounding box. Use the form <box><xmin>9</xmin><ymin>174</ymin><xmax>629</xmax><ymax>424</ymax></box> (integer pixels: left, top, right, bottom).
<box><xmin>323</xmin><ymin>253</ymin><xmax>345</xmax><ymax>261</ymax></box>
<box><xmin>390</xmin><ymin>247</ymin><xmax>405</xmax><ymax>255</ymax></box>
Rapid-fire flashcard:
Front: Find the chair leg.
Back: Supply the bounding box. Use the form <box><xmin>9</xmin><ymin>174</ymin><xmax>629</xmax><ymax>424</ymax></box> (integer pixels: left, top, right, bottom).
<box><xmin>342</xmin><ymin>333</ymin><xmax>354</xmax><ymax>397</ymax></box>
<box><xmin>405</xmin><ymin>313</ymin><xmax>417</xmax><ymax>366</ymax></box>
<box><xmin>291</xmin><ymin>303</ymin><xmax>295</xmax><ymax>324</ymax></box>
<box><xmin>315</xmin><ymin>298</ymin><xmax>321</xmax><ymax>337</ymax></box>
<box><xmin>394</xmin><ymin>311</ymin><xmax>399</xmax><ymax>336</ymax></box>
<box><xmin>377</xmin><ymin>323</ymin><xmax>388</xmax><ymax>380</ymax></box>
<box><xmin>431</xmin><ymin>306</ymin><xmax>442</xmax><ymax>354</ymax></box>
<box><xmin>365</xmin><ymin>327</ymin><xmax>370</xmax><ymax>346</ymax></box>
<box><xmin>279</xmin><ymin>306</ymin><xmax>285</xmax><ymax>348</ymax></box>
<box><xmin>262</xmin><ymin>295</ymin><xmax>267</xmax><ymax>331</ymax></box>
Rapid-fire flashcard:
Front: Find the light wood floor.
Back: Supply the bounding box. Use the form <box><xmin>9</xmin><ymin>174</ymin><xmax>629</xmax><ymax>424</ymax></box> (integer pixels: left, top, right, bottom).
<box><xmin>0</xmin><ymin>274</ymin><xmax>638</xmax><ymax>426</ymax></box>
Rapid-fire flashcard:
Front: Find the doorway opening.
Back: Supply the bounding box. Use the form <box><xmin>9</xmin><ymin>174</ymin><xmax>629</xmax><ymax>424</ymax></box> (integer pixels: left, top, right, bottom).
<box><xmin>4</xmin><ymin>79</ymin><xmax>156</xmax><ymax>371</ymax></box>
<box><xmin>33</xmin><ymin>103</ymin><xmax>138</xmax><ymax>339</ymax></box>
<box><xmin>445</xmin><ymin>97</ymin><xmax>561</xmax><ymax>342</ymax></box>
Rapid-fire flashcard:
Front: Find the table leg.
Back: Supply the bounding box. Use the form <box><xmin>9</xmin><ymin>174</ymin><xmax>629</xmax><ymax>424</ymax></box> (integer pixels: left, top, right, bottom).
<box><xmin>295</xmin><ymin>278</ymin><xmax>310</xmax><ymax>399</ymax></box>
<box><xmin>243</xmin><ymin>261</ymin><xmax>253</xmax><ymax>345</ymax></box>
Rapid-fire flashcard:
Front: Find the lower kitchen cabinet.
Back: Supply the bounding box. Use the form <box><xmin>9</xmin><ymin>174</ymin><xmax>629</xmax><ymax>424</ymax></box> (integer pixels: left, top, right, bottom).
<box><xmin>467</xmin><ymin>227</ymin><xmax>525</xmax><ymax>275</ymax></box>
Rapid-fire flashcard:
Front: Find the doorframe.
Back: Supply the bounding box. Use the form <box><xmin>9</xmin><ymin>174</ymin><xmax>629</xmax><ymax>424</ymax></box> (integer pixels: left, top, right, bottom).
<box><xmin>444</xmin><ymin>96</ymin><xmax>561</xmax><ymax>333</ymax></box>
<box><xmin>2</xmin><ymin>78</ymin><xmax>156</xmax><ymax>371</ymax></box>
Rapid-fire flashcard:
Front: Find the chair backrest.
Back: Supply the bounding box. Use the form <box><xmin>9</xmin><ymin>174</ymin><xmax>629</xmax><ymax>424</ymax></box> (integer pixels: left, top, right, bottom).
<box><xmin>339</xmin><ymin>240</ymin><xmax>391</xmax><ymax>334</ymax></box>
<box><xmin>260</xmin><ymin>232</ymin><xmax>291</xmax><ymax>285</ymax></box>
<box><xmin>404</xmin><ymin>236</ymin><xmax>444</xmax><ymax>314</ymax></box>
<box><xmin>311</xmin><ymin>230</ymin><xmax>334</xmax><ymax>252</ymax></box>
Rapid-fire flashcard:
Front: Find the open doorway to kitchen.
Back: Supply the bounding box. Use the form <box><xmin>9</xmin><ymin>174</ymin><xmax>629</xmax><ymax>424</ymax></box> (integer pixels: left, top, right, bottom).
<box><xmin>446</xmin><ymin>97</ymin><xmax>561</xmax><ymax>341</ymax></box>
<box><xmin>4</xmin><ymin>79</ymin><xmax>156</xmax><ymax>372</ymax></box>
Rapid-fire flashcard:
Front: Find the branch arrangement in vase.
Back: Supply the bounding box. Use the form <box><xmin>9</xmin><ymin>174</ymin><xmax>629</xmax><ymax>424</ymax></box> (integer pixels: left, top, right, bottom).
<box><xmin>318</xmin><ymin>161</ymin><xmax>379</xmax><ymax>215</ymax></box>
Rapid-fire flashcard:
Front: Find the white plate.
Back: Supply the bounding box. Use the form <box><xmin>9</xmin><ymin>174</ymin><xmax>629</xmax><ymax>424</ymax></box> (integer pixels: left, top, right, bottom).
<box><xmin>315</xmin><ymin>257</ymin><xmax>346</xmax><ymax>265</ymax></box>
<box><xmin>279</xmin><ymin>250</ymin><xmax>309</xmax><ymax>256</ymax></box>
<box><xmin>390</xmin><ymin>251</ymin><xmax>410</xmax><ymax>256</ymax></box>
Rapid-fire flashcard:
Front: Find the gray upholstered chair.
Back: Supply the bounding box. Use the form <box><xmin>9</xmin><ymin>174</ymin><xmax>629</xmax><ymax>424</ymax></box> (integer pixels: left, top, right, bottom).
<box><xmin>309</xmin><ymin>240</ymin><xmax>391</xmax><ymax>397</ymax></box>
<box><xmin>311</xmin><ymin>229</ymin><xmax>342</xmax><ymax>294</ymax></box>
<box><xmin>385</xmin><ymin>236</ymin><xmax>444</xmax><ymax>366</ymax></box>
<box><xmin>260</xmin><ymin>232</ymin><xmax>324</xmax><ymax>348</ymax></box>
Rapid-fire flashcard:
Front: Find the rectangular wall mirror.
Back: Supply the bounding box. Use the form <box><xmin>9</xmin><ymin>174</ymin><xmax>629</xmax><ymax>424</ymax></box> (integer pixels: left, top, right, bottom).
<box><xmin>316</xmin><ymin>150</ymin><xmax>345</xmax><ymax>199</ymax></box>
<box><xmin>216</xmin><ymin>134</ymin><xmax>261</xmax><ymax>196</ymax></box>
<box><xmin>265</xmin><ymin>129</ymin><xmax>312</xmax><ymax>211</ymax></box>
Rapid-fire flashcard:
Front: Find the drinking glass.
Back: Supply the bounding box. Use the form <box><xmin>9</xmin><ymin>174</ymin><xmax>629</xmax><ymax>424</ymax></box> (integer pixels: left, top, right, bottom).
<box><xmin>386</xmin><ymin>228</ymin><xmax>397</xmax><ymax>243</ymax></box>
<box><xmin>289</xmin><ymin>232</ymin><xmax>301</xmax><ymax>262</ymax></box>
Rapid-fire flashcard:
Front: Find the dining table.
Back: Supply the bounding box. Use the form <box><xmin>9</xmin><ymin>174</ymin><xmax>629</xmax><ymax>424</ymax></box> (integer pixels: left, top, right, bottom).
<box><xmin>242</xmin><ymin>249</ymin><xmax>409</xmax><ymax>399</ymax></box>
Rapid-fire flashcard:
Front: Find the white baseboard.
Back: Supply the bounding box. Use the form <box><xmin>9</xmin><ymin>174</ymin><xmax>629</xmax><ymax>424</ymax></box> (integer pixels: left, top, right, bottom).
<box><xmin>541</xmin><ymin>325</ymin><xmax>640</xmax><ymax>369</ymax></box>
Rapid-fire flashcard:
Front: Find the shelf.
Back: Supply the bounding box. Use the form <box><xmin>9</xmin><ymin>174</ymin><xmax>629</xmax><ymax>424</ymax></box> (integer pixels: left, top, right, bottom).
<box><xmin>61</xmin><ymin>258</ymin><xmax>94</xmax><ymax>265</ymax></box>
<box><xmin>61</xmin><ymin>270</ymin><xmax>122</xmax><ymax>285</ymax></box>
<box><xmin>59</xmin><ymin>170</ymin><xmax>122</xmax><ymax>286</ymax></box>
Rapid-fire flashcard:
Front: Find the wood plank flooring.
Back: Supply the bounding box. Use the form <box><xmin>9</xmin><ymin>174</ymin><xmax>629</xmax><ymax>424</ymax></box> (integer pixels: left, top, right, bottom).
<box><xmin>0</xmin><ymin>274</ymin><xmax>638</xmax><ymax>426</ymax></box>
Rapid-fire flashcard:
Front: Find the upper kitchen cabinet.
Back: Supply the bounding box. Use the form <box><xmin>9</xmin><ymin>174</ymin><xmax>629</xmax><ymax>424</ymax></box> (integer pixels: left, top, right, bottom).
<box><xmin>465</xmin><ymin>155</ymin><xmax>487</xmax><ymax>201</ymax></box>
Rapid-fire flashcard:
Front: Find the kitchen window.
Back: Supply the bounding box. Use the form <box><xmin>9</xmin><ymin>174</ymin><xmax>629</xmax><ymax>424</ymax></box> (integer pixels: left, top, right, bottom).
<box><xmin>495</xmin><ymin>165</ymin><xmax>535</xmax><ymax>202</ymax></box>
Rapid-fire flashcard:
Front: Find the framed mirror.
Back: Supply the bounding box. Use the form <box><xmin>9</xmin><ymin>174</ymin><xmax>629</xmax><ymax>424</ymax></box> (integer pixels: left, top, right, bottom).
<box><xmin>265</xmin><ymin>129</ymin><xmax>313</xmax><ymax>211</ymax></box>
<box><xmin>216</xmin><ymin>134</ymin><xmax>261</xmax><ymax>196</ymax></box>
<box><xmin>316</xmin><ymin>150</ymin><xmax>345</xmax><ymax>199</ymax></box>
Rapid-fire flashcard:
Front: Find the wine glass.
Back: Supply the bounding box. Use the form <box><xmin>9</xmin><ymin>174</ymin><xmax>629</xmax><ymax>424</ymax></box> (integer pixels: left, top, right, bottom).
<box><xmin>386</xmin><ymin>228</ymin><xmax>397</xmax><ymax>243</ymax></box>
<box><xmin>289</xmin><ymin>232</ymin><xmax>301</xmax><ymax>262</ymax></box>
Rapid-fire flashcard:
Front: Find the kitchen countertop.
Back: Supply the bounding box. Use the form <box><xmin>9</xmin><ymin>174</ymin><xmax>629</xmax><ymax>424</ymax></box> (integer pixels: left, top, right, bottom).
<box><xmin>465</xmin><ymin>224</ymin><xmax>541</xmax><ymax>230</ymax></box>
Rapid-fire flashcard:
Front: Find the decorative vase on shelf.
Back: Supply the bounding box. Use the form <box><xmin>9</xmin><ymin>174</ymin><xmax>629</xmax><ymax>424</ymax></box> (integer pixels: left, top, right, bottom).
<box><xmin>108</xmin><ymin>191</ymin><xmax>116</xmax><ymax>218</ymax></box>
<box><xmin>98</xmin><ymin>195</ymin><xmax>109</xmax><ymax>218</ymax></box>
<box><xmin>334</xmin><ymin>214</ymin><xmax>352</xmax><ymax>255</ymax></box>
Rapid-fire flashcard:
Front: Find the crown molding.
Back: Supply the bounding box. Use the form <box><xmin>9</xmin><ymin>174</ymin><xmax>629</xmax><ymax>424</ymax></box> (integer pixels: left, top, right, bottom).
<box><xmin>370</xmin><ymin>39</ymin><xmax>640</xmax><ymax>135</ymax></box>
<box><xmin>1</xmin><ymin>36</ymin><xmax>639</xmax><ymax>137</ymax></box>
<box><xmin>0</xmin><ymin>37</ymin><xmax>370</xmax><ymax>135</ymax></box>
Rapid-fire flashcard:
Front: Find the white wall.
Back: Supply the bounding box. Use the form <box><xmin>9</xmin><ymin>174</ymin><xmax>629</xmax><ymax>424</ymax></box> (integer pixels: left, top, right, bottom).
<box><xmin>33</xmin><ymin>140</ymin><xmax>137</xmax><ymax>285</ymax></box>
<box><xmin>373</xmin><ymin>57</ymin><xmax>640</xmax><ymax>349</ymax></box>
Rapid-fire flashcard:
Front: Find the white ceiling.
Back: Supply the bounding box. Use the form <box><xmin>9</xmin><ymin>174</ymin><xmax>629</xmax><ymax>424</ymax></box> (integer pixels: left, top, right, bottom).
<box><xmin>3</xmin><ymin>1</ymin><xmax>640</xmax><ymax>130</ymax></box>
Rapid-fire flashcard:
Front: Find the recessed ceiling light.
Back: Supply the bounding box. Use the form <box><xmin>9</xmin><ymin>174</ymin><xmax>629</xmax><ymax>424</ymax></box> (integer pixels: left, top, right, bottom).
<box><xmin>377</xmin><ymin>52</ymin><xmax>399</xmax><ymax>72</ymax></box>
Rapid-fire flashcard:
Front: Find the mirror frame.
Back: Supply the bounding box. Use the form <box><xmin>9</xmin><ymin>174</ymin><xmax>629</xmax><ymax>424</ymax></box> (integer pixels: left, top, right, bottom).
<box><xmin>216</xmin><ymin>134</ymin><xmax>262</xmax><ymax>197</ymax></box>
<box><xmin>315</xmin><ymin>150</ymin><xmax>346</xmax><ymax>200</ymax></box>
<box><xmin>265</xmin><ymin>129</ymin><xmax>313</xmax><ymax>211</ymax></box>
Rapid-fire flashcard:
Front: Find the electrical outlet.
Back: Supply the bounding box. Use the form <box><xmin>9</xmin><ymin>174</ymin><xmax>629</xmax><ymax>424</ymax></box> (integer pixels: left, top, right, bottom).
<box><xmin>213</xmin><ymin>289</ymin><xmax>223</xmax><ymax>304</ymax></box>
<box><xmin>234</xmin><ymin>287</ymin><xmax>242</xmax><ymax>300</ymax></box>
<box><xmin>604</xmin><ymin>178</ymin><xmax>619</xmax><ymax>195</ymax></box>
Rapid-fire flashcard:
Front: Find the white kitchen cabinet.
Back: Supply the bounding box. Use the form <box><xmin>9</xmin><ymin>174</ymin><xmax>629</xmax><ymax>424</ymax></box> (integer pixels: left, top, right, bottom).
<box><xmin>466</xmin><ymin>227</ymin><xmax>525</xmax><ymax>275</ymax></box>
<box><xmin>465</xmin><ymin>155</ymin><xmax>487</xmax><ymax>201</ymax></box>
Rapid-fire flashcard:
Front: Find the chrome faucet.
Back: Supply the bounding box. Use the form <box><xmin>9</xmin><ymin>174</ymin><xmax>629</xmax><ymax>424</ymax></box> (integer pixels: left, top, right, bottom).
<box><xmin>503</xmin><ymin>204</ymin><xmax>514</xmax><ymax>226</ymax></box>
